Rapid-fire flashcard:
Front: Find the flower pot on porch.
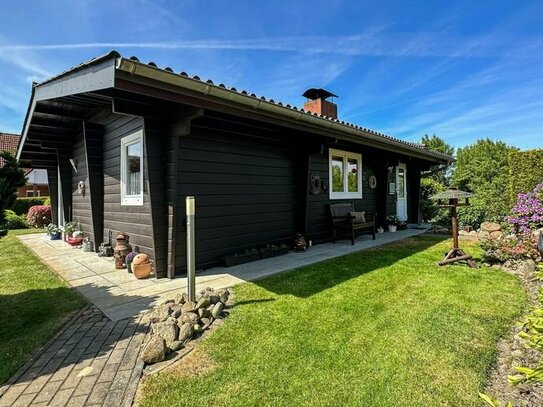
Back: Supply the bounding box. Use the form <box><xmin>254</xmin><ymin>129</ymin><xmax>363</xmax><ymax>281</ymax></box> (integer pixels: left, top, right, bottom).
<box><xmin>388</xmin><ymin>225</ymin><xmax>397</xmax><ymax>232</ymax></box>
<box><xmin>49</xmin><ymin>231</ymin><xmax>61</xmax><ymax>240</ymax></box>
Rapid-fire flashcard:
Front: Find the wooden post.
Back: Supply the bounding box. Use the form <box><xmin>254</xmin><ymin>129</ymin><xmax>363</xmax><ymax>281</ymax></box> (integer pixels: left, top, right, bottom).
<box><xmin>451</xmin><ymin>203</ymin><xmax>459</xmax><ymax>249</ymax></box>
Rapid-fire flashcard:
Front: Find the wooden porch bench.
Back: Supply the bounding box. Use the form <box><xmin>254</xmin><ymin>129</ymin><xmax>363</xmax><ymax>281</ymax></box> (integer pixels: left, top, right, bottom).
<box><xmin>330</xmin><ymin>203</ymin><xmax>376</xmax><ymax>245</ymax></box>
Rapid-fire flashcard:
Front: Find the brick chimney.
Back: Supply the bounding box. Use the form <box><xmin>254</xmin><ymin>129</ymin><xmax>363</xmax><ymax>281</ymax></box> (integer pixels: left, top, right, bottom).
<box><xmin>302</xmin><ymin>88</ymin><xmax>338</xmax><ymax>119</ymax></box>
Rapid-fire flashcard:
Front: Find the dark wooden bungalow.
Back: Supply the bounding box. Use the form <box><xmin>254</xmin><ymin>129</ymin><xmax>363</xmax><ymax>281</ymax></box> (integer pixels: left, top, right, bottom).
<box><xmin>16</xmin><ymin>51</ymin><xmax>451</xmax><ymax>278</ymax></box>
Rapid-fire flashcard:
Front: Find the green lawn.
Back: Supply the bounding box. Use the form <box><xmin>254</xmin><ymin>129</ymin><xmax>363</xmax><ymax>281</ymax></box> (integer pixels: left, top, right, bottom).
<box><xmin>139</xmin><ymin>236</ymin><xmax>525</xmax><ymax>407</ymax></box>
<box><xmin>0</xmin><ymin>229</ymin><xmax>86</xmax><ymax>384</ymax></box>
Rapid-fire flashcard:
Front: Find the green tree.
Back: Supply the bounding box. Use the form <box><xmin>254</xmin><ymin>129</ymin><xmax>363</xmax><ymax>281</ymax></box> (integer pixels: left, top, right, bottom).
<box><xmin>451</xmin><ymin>138</ymin><xmax>518</xmax><ymax>225</ymax></box>
<box><xmin>0</xmin><ymin>151</ymin><xmax>27</xmax><ymax>237</ymax></box>
<box><xmin>421</xmin><ymin>134</ymin><xmax>454</xmax><ymax>184</ymax></box>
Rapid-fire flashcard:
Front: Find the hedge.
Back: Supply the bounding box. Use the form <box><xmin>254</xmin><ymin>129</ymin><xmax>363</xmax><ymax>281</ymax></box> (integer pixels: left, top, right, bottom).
<box><xmin>509</xmin><ymin>149</ymin><xmax>543</xmax><ymax>204</ymax></box>
<box><xmin>10</xmin><ymin>197</ymin><xmax>49</xmax><ymax>215</ymax></box>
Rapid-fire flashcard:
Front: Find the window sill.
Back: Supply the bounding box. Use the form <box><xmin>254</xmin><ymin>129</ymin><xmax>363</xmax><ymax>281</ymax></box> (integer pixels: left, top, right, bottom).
<box><xmin>121</xmin><ymin>198</ymin><xmax>144</xmax><ymax>206</ymax></box>
<box><xmin>330</xmin><ymin>193</ymin><xmax>363</xmax><ymax>200</ymax></box>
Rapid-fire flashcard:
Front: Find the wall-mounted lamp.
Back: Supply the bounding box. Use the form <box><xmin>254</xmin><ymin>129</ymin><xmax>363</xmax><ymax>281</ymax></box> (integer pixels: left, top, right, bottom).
<box><xmin>69</xmin><ymin>158</ymin><xmax>78</xmax><ymax>173</ymax></box>
<box><xmin>387</xmin><ymin>166</ymin><xmax>394</xmax><ymax>174</ymax></box>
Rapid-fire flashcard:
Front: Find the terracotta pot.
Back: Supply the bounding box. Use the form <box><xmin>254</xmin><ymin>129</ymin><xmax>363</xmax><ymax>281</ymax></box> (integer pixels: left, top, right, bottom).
<box><xmin>132</xmin><ymin>253</ymin><xmax>149</xmax><ymax>266</ymax></box>
<box><xmin>132</xmin><ymin>262</ymin><xmax>152</xmax><ymax>279</ymax></box>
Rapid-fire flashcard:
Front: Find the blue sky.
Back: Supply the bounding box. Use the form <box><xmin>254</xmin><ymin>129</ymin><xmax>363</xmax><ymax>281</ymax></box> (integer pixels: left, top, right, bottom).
<box><xmin>1</xmin><ymin>1</ymin><xmax>542</xmax><ymax>149</ymax></box>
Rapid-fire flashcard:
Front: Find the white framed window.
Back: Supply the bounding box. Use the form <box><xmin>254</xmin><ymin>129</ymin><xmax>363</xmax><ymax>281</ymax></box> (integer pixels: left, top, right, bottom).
<box><xmin>121</xmin><ymin>130</ymin><xmax>144</xmax><ymax>206</ymax></box>
<box><xmin>329</xmin><ymin>148</ymin><xmax>362</xmax><ymax>199</ymax></box>
<box><xmin>26</xmin><ymin>190</ymin><xmax>40</xmax><ymax>197</ymax></box>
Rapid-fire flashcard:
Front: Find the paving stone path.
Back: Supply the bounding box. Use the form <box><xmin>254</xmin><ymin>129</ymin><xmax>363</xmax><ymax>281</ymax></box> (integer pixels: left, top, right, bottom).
<box><xmin>0</xmin><ymin>306</ymin><xmax>148</xmax><ymax>407</ymax></box>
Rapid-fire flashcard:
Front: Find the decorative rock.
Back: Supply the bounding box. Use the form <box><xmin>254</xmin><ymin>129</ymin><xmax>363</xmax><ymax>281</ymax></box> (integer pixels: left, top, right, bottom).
<box><xmin>151</xmin><ymin>319</ymin><xmax>179</xmax><ymax>349</ymax></box>
<box><xmin>169</xmin><ymin>340</ymin><xmax>184</xmax><ymax>351</ymax></box>
<box><xmin>181</xmin><ymin>301</ymin><xmax>197</xmax><ymax>313</ymax></box>
<box><xmin>196</xmin><ymin>297</ymin><xmax>211</xmax><ymax>309</ymax></box>
<box><xmin>207</xmin><ymin>293</ymin><xmax>220</xmax><ymax>304</ymax></box>
<box><xmin>173</xmin><ymin>292</ymin><xmax>186</xmax><ymax>305</ymax></box>
<box><xmin>169</xmin><ymin>304</ymin><xmax>182</xmax><ymax>319</ymax></box>
<box><xmin>211</xmin><ymin>302</ymin><xmax>224</xmax><ymax>318</ymax></box>
<box><xmin>206</xmin><ymin>304</ymin><xmax>215</xmax><ymax>312</ymax></box>
<box><xmin>141</xmin><ymin>336</ymin><xmax>167</xmax><ymax>364</ymax></box>
<box><xmin>148</xmin><ymin>303</ymin><xmax>171</xmax><ymax>323</ymax></box>
<box><xmin>217</xmin><ymin>289</ymin><xmax>229</xmax><ymax>304</ymax></box>
<box><xmin>178</xmin><ymin>322</ymin><xmax>194</xmax><ymax>343</ymax></box>
<box><xmin>193</xmin><ymin>324</ymin><xmax>203</xmax><ymax>333</ymax></box>
<box><xmin>200</xmin><ymin>317</ymin><xmax>212</xmax><ymax>329</ymax></box>
<box><xmin>179</xmin><ymin>312</ymin><xmax>199</xmax><ymax>325</ymax></box>
<box><xmin>468</xmin><ymin>230</ymin><xmax>477</xmax><ymax>236</ymax></box>
<box><xmin>481</xmin><ymin>222</ymin><xmax>501</xmax><ymax>233</ymax></box>
<box><xmin>459</xmin><ymin>230</ymin><xmax>468</xmax><ymax>236</ymax></box>
<box><xmin>198</xmin><ymin>308</ymin><xmax>212</xmax><ymax>319</ymax></box>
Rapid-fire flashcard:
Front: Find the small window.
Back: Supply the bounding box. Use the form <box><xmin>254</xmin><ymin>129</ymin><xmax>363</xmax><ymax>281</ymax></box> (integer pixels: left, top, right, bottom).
<box><xmin>26</xmin><ymin>190</ymin><xmax>39</xmax><ymax>197</ymax></box>
<box><xmin>329</xmin><ymin>148</ymin><xmax>362</xmax><ymax>199</ymax></box>
<box><xmin>121</xmin><ymin>130</ymin><xmax>144</xmax><ymax>206</ymax></box>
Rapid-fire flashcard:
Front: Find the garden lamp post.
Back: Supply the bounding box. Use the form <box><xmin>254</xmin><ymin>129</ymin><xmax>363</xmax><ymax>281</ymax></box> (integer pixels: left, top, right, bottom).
<box><xmin>431</xmin><ymin>188</ymin><xmax>478</xmax><ymax>268</ymax></box>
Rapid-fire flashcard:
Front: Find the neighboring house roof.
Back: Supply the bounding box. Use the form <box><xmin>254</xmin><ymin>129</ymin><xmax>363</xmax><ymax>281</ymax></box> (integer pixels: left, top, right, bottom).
<box><xmin>19</xmin><ymin>51</ymin><xmax>453</xmax><ymax>164</ymax></box>
<box><xmin>0</xmin><ymin>132</ymin><xmax>20</xmax><ymax>167</ymax></box>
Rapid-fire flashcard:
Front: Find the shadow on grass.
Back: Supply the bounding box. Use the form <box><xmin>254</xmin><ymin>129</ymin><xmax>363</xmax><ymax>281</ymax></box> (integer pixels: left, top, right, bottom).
<box><xmin>252</xmin><ymin>235</ymin><xmax>450</xmax><ymax>298</ymax></box>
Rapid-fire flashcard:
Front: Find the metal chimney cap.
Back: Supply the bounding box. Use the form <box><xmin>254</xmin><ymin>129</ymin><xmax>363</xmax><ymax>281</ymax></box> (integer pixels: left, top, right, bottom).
<box><xmin>302</xmin><ymin>88</ymin><xmax>338</xmax><ymax>100</ymax></box>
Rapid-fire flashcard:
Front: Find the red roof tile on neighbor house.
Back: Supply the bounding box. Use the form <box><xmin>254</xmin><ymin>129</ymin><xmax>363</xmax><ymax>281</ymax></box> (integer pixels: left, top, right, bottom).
<box><xmin>0</xmin><ymin>132</ymin><xmax>21</xmax><ymax>167</ymax></box>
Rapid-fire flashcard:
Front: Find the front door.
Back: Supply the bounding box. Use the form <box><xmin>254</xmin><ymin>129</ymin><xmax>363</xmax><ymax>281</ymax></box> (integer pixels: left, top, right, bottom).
<box><xmin>396</xmin><ymin>163</ymin><xmax>407</xmax><ymax>221</ymax></box>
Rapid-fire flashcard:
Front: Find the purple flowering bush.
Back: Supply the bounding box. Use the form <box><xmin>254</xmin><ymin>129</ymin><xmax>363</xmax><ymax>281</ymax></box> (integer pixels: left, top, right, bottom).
<box><xmin>507</xmin><ymin>182</ymin><xmax>543</xmax><ymax>235</ymax></box>
<box><xmin>479</xmin><ymin>182</ymin><xmax>543</xmax><ymax>263</ymax></box>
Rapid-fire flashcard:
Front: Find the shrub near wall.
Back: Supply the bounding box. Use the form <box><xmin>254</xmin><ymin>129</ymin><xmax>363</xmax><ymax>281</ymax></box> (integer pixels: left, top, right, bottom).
<box><xmin>11</xmin><ymin>197</ymin><xmax>49</xmax><ymax>215</ymax></box>
<box><xmin>509</xmin><ymin>149</ymin><xmax>543</xmax><ymax>205</ymax></box>
<box><xmin>27</xmin><ymin>205</ymin><xmax>51</xmax><ymax>228</ymax></box>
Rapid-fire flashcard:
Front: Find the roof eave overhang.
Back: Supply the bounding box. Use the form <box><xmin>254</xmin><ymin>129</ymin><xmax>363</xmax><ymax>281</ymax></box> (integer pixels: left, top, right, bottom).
<box><xmin>115</xmin><ymin>57</ymin><xmax>452</xmax><ymax>164</ymax></box>
<box><xmin>16</xmin><ymin>55</ymin><xmax>117</xmax><ymax>161</ymax></box>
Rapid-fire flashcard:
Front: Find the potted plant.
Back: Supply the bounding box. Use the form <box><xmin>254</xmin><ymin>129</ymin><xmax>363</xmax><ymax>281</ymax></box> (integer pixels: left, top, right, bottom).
<box><xmin>386</xmin><ymin>215</ymin><xmax>400</xmax><ymax>232</ymax></box>
<box><xmin>62</xmin><ymin>221</ymin><xmax>80</xmax><ymax>237</ymax></box>
<box><xmin>62</xmin><ymin>221</ymin><xmax>83</xmax><ymax>245</ymax></box>
<box><xmin>45</xmin><ymin>223</ymin><xmax>61</xmax><ymax>240</ymax></box>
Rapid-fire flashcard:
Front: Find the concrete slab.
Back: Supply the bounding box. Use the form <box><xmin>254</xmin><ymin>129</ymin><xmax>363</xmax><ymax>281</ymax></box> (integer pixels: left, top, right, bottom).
<box><xmin>18</xmin><ymin>227</ymin><xmax>429</xmax><ymax>321</ymax></box>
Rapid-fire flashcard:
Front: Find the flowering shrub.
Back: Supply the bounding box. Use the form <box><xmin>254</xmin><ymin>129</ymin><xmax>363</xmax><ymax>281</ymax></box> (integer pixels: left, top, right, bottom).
<box><xmin>27</xmin><ymin>205</ymin><xmax>51</xmax><ymax>228</ymax></box>
<box><xmin>507</xmin><ymin>182</ymin><xmax>543</xmax><ymax>234</ymax></box>
<box><xmin>480</xmin><ymin>234</ymin><xmax>538</xmax><ymax>263</ymax></box>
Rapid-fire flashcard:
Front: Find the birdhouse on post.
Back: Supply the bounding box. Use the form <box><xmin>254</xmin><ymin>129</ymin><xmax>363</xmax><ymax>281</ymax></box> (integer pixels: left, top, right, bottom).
<box><xmin>431</xmin><ymin>188</ymin><xmax>478</xmax><ymax>268</ymax></box>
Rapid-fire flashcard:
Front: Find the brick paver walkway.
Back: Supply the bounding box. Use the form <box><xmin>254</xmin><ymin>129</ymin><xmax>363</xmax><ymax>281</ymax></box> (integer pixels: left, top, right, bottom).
<box><xmin>0</xmin><ymin>306</ymin><xmax>148</xmax><ymax>407</ymax></box>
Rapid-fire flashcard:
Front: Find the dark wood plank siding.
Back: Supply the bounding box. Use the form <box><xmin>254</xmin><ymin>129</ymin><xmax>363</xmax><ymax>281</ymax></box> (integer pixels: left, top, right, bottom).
<box><xmin>174</xmin><ymin>118</ymin><xmax>304</xmax><ymax>272</ymax></box>
<box><xmin>306</xmin><ymin>148</ymin><xmax>380</xmax><ymax>243</ymax></box>
<box><xmin>144</xmin><ymin>119</ymin><xmax>168</xmax><ymax>277</ymax></box>
<box><xmin>85</xmin><ymin>123</ymin><xmax>104</xmax><ymax>247</ymax></box>
<box><xmin>71</xmin><ymin>130</ymin><xmax>93</xmax><ymax>240</ymax></box>
<box><xmin>101</xmin><ymin>114</ymin><xmax>154</xmax><ymax>260</ymax></box>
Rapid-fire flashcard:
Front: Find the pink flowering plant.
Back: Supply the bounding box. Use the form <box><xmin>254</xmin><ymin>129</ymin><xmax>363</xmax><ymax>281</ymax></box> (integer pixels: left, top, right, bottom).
<box><xmin>480</xmin><ymin>234</ymin><xmax>538</xmax><ymax>263</ymax></box>
<box><xmin>507</xmin><ymin>182</ymin><xmax>543</xmax><ymax>235</ymax></box>
<box><xmin>26</xmin><ymin>205</ymin><xmax>51</xmax><ymax>228</ymax></box>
